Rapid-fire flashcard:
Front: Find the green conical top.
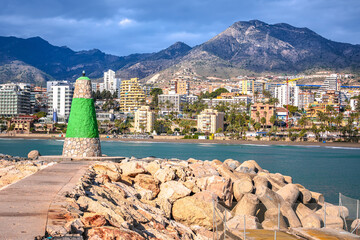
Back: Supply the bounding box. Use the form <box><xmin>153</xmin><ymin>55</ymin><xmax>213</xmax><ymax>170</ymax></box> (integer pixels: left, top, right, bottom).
<box><xmin>77</xmin><ymin>76</ymin><xmax>91</xmax><ymax>80</ymax></box>
<box><xmin>65</xmin><ymin>98</ymin><xmax>99</xmax><ymax>138</ymax></box>
<box><xmin>65</xmin><ymin>74</ymin><xmax>99</xmax><ymax>138</ymax></box>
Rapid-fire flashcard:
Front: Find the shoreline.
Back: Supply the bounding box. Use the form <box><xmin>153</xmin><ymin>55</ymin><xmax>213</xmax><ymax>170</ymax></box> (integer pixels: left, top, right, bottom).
<box><xmin>1</xmin><ymin>135</ymin><xmax>360</xmax><ymax>148</ymax></box>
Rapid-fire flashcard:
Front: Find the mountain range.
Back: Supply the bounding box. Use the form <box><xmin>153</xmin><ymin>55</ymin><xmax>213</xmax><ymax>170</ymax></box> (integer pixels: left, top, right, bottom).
<box><xmin>0</xmin><ymin>20</ymin><xmax>359</xmax><ymax>85</ymax></box>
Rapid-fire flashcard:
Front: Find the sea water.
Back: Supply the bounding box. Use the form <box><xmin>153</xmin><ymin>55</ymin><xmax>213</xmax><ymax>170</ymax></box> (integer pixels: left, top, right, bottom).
<box><xmin>0</xmin><ymin>138</ymin><xmax>359</xmax><ymax>203</ymax></box>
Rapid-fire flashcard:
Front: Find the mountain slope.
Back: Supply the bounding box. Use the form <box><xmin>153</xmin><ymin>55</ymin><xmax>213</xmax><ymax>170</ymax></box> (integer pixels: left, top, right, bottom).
<box><xmin>1</xmin><ymin>20</ymin><xmax>360</xmax><ymax>84</ymax></box>
<box><xmin>196</xmin><ymin>20</ymin><xmax>360</xmax><ymax>72</ymax></box>
<box><xmin>116</xmin><ymin>42</ymin><xmax>192</xmax><ymax>79</ymax></box>
<box><xmin>0</xmin><ymin>36</ymin><xmax>151</xmax><ymax>82</ymax></box>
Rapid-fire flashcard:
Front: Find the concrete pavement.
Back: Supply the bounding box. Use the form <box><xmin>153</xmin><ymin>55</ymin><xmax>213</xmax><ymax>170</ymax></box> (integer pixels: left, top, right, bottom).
<box><xmin>0</xmin><ymin>161</ymin><xmax>92</xmax><ymax>240</ymax></box>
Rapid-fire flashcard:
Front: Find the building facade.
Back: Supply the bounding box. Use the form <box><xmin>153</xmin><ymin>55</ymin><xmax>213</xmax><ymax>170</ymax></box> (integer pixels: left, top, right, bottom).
<box><xmin>47</xmin><ymin>81</ymin><xmax>71</xmax><ymax>92</ymax></box>
<box><xmin>119</xmin><ymin>78</ymin><xmax>145</xmax><ymax>113</ymax></box>
<box><xmin>7</xmin><ymin>115</ymin><xmax>37</xmax><ymax>134</ymax></box>
<box><xmin>0</xmin><ymin>83</ymin><xmax>30</xmax><ymax>117</ymax></box>
<box><xmin>197</xmin><ymin>109</ymin><xmax>224</xmax><ymax>134</ymax></box>
<box><xmin>238</xmin><ymin>80</ymin><xmax>254</xmax><ymax>95</ymax></box>
<box><xmin>250</xmin><ymin>103</ymin><xmax>275</xmax><ymax>126</ymax></box>
<box><xmin>158</xmin><ymin>94</ymin><xmax>186</xmax><ymax>114</ymax></box>
<box><xmin>322</xmin><ymin>74</ymin><xmax>339</xmax><ymax>91</ymax></box>
<box><xmin>171</xmin><ymin>79</ymin><xmax>190</xmax><ymax>95</ymax></box>
<box><xmin>298</xmin><ymin>91</ymin><xmax>315</xmax><ymax>109</ymax></box>
<box><xmin>134</xmin><ymin>106</ymin><xmax>155</xmax><ymax>133</ymax></box>
<box><xmin>104</xmin><ymin>69</ymin><xmax>120</xmax><ymax>94</ymax></box>
<box><xmin>47</xmin><ymin>83</ymin><xmax>74</xmax><ymax>123</ymax></box>
<box><xmin>274</xmin><ymin>84</ymin><xmax>300</xmax><ymax>107</ymax></box>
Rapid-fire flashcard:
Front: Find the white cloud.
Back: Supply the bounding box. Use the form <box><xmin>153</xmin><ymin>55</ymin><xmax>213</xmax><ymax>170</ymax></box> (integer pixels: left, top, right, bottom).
<box><xmin>118</xmin><ymin>18</ymin><xmax>135</xmax><ymax>27</ymax></box>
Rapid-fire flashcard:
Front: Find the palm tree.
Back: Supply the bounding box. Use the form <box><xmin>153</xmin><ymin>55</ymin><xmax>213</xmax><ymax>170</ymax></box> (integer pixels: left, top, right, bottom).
<box><xmin>256</xmin><ymin>111</ymin><xmax>260</xmax><ymax>123</ymax></box>
<box><xmin>254</xmin><ymin>122</ymin><xmax>261</xmax><ymax>132</ymax></box>
<box><xmin>298</xmin><ymin>115</ymin><xmax>308</xmax><ymax>130</ymax></box>
<box><xmin>260</xmin><ymin>117</ymin><xmax>266</xmax><ymax>130</ymax></box>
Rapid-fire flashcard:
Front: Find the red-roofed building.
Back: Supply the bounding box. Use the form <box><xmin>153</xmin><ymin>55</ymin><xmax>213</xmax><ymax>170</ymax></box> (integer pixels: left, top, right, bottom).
<box><xmin>7</xmin><ymin>115</ymin><xmax>37</xmax><ymax>134</ymax></box>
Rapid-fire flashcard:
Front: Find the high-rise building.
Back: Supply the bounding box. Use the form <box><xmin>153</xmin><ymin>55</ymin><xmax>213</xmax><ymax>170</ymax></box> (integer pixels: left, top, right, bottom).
<box><xmin>104</xmin><ymin>69</ymin><xmax>120</xmax><ymax>94</ymax></box>
<box><xmin>47</xmin><ymin>82</ymin><xmax>74</xmax><ymax>123</ymax></box>
<box><xmin>197</xmin><ymin>109</ymin><xmax>225</xmax><ymax>134</ymax></box>
<box><xmin>119</xmin><ymin>78</ymin><xmax>145</xmax><ymax>113</ymax></box>
<box><xmin>322</xmin><ymin>74</ymin><xmax>339</xmax><ymax>91</ymax></box>
<box><xmin>47</xmin><ymin>81</ymin><xmax>71</xmax><ymax>92</ymax></box>
<box><xmin>134</xmin><ymin>106</ymin><xmax>155</xmax><ymax>133</ymax></box>
<box><xmin>170</xmin><ymin>79</ymin><xmax>190</xmax><ymax>95</ymax></box>
<box><xmin>0</xmin><ymin>83</ymin><xmax>30</xmax><ymax>117</ymax></box>
<box><xmin>274</xmin><ymin>84</ymin><xmax>300</xmax><ymax>107</ymax></box>
<box><xmin>239</xmin><ymin>80</ymin><xmax>254</xmax><ymax>94</ymax></box>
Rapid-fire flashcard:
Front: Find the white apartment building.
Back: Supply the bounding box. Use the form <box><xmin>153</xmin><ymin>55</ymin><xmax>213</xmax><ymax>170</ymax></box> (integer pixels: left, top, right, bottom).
<box><xmin>158</xmin><ymin>94</ymin><xmax>187</xmax><ymax>114</ymax></box>
<box><xmin>104</xmin><ymin>69</ymin><xmax>120</xmax><ymax>94</ymax></box>
<box><xmin>0</xmin><ymin>83</ymin><xmax>31</xmax><ymax>117</ymax></box>
<box><xmin>274</xmin><ymin>84</ymin><xmax>300</xmax><ymax>107</ymax></box>
<box><xmin>197</xmin><ymin>109</ymin><xmax>224</xmax><ymax>134</ymax></box>
<box><xmin>46</xmin><ymin>81</ymin><xmax>71</xmax><ymax>92</ymax></box>
<box><xmin>134</xmin><ymin>106</ymin><xmax>155</xmax><ymax>133</ymax></box>
<box><xmin>322</xmin><ymin>74</ymin><xmax>339</xmax><ymax>91</ymax></box>
<box><xmin>92</xmin><ymin>82</ymin><xmax>105</xmax><ymax>93</ymax></box>
<box><xmin>47</xmin><ymin>83</ymin><xmax>74</xmax><ymax>123</ymax></box>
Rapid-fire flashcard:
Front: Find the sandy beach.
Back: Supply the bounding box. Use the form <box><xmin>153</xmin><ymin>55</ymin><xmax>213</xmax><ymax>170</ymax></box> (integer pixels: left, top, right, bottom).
<box><xmin>1</xmin><ymin>134</ymin><xmax>360</xmax><ymax>148</ymax></box>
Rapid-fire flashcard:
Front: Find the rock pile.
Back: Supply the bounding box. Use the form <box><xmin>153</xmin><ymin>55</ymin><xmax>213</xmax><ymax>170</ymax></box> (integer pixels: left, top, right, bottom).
<box><xmin>0</xmin><ymin>153</ymin><xmax>52</xmax><ymax>189</ymax></box>
<box><xmin>49</xmin><ymin>157</ymin><xmax>348</xmax><ymax>239</ymax></box>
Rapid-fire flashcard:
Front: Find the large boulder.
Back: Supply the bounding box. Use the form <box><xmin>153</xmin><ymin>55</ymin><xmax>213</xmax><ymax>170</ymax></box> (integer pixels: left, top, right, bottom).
<box><xmin>188</xmin><ymin>162</ymin><xmax>219</xmax><ymax>178</ymax></box>
<box><xmin>154</xmin><ymin>167</ymin><xmax>176</xmax><ymax>183</ymax></box>
<box><xmin>145</xmin><ymin>161</ymin><xmax>160</xmax><ymax>176</ymax></box>
<box><xmin>223</xmin><ymin>159</ymin><xmax>241</xmax><ymax>170</ymax></box>
<box><xmin>120</xmin><ymin>161</ymin><xmax>146</xmax><ymax>177</ymax></box>
<box><xmin>261</xmin><ymin>208</ymin><xmax>287</xmax><ymax>230</ymax></box>
<box><xmin>172</xmin><ymin>191</ymin><xmax>220</xmax><ymax>230</ymax></box>
<box><xmin>28</xmin><ymin>150</ymin><xmax>40</xmax><ymax>160</ymax></box>
<box><xmin>294</xmin><ymin>203</ymin><xmax>321</xmax><ymax>228</ymax></box>
<box><xmin>196</xmin><ymin>175</ymin><xmax>232</xmax><ymax>203</ymax></box>
<box><xmin>227</xmin><ymin>215</ymin><xmax>260</xmax><ymax>230</ymax></box>
<box><xmin>87</xmin><ymin>226</ymin><xmax>145</xmax><ymax>240</ymax></box>
<box><xmin>276</xmin><ymin>184</ymin><xmax>300</xmax><ymax>206</ymax></box>
<box><xmin>235</xmin><ymin>160</ymin><xmax>263</xmax><ymax>173</ymax></box>
<box><xmin>76</xmin><ymin>196</ymin><xmax>125</xmax><ymax>227</ymax></box>
<box><xmin>134</xmin><ymin>174</ymin><xmax>160</xmax><ymax>199</ymax></box>
<box><xmin>157</xmin><ymin>181</ymin><xmax>191</xmax><ymax>203</ymax></box>
<box><xmin>351</xmin><ymin>219</ymin><xmax>360</xmax><ymax>235</ymax></box>
<box><xmin>233</xmin><ymin>174</ymin><xmax>254</xmax><ymax>201</ymax></box>
<box><xmin>93</xmin><ymin>163</ymin><xmax>121</xmax><ymax>182</ymax></box>
<box><xmin>81</xmin><ymin>213</ymin><xmax>107</xmax><ymax>228</ymax></box>
<box><xmin>256</xmin><ymin>185</ymin><xmax>301</xmax><ymax>228</ymax></box>
<box><xmin>231</xmin><ymin>193</ymin><xmax>259</xmax><ymax>217</ymax></box>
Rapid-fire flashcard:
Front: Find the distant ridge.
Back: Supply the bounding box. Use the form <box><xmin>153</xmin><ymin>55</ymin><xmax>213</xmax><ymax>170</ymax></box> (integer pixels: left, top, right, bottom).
<box><xmin>0</xmin><ymin>20</ymin><xmax>359</xmax><ymax>84</ymax></box>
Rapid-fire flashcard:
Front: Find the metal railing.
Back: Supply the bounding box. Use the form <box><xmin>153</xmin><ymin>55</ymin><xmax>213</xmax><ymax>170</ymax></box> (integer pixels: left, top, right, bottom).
<box><xmin>339</xmin><ymin>193</ymin><xmax>360</xmax><ymax>234</ymax></box>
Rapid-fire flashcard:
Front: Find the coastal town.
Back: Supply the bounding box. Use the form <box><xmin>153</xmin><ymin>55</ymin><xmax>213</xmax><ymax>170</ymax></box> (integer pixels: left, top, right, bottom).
<box><xmin>1</xmin><ymin>70</ymin><xmax>359</xmax><ymax>143</ymax></box>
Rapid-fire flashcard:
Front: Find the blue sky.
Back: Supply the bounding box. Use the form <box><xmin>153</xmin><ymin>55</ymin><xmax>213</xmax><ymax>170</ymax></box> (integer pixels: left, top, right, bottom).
<box><xmin>0</xmin><ymin>0</ymin><xmax>359</xmax><ymax>56</ymax></box>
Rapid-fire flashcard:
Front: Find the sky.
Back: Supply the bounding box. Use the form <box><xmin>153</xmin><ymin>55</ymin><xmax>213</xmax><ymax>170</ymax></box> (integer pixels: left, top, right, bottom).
<box><xmin>0</xmin><ymin>0</ymin><xmax>359</xmax><ymax>56</ymax></box>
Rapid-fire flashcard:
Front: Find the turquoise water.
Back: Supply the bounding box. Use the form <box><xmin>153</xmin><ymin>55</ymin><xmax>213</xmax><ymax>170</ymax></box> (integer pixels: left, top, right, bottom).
<box><xmin>0</xmin><ymin>138</ymin><xmax>359</xmax><ymax>204</ymax></box>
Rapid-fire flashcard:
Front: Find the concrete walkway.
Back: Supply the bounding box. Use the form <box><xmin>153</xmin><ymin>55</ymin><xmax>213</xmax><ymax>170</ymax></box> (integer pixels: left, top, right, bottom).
<box><xmin>0</xmin><ymin>161</ymin><xmax>92</xmax><ymax>240</ymax></box>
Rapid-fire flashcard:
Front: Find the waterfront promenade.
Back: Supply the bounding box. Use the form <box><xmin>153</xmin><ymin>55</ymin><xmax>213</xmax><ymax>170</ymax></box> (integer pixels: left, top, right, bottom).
<box><xmin>0</xmin><ymin>161</ymin><xmax>92</xmax><ymax>240</ymax></box>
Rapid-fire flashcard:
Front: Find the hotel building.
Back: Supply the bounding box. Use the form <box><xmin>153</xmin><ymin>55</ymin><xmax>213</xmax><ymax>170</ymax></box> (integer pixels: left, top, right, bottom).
<box><xmin>119</xmin><ymin>78</ymin><xmax>145</xmax><ymax>113</ymax></box>
<box><xmin>134</xmin><ymin>106</ymin><xmax>155</xmax><ymax>133</ymax></box>
<box><xmin>197</xmin><ymin>109</ymin><xmax>225</xmax><ymax>134</ymax></box>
